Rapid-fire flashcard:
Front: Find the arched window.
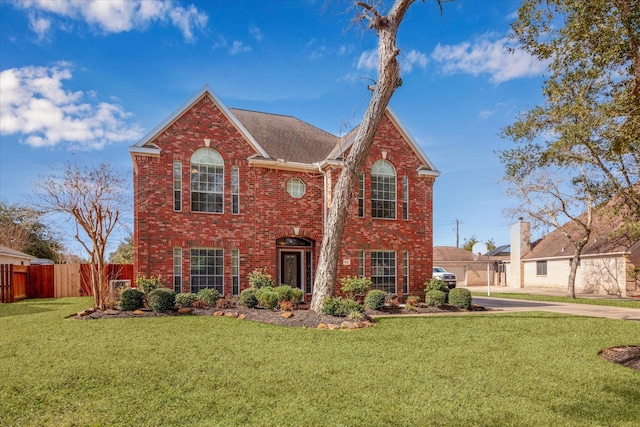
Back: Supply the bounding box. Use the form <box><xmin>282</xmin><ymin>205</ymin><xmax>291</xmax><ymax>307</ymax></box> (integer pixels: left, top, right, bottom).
<box><xmin>371</xmin><ymin>160</ymin><xmax>396</xmax><ymax>219</ymax></box>
<box><xmin>191</xmin><ymin>148</ymin><xmax>224</xmax><ymax>213</ymax></box>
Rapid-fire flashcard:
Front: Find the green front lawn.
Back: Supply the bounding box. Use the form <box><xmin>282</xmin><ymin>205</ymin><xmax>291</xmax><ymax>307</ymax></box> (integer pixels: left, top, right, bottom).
<box><xmin>1</xmin><ymin>298</ymin><xmax>639</xmax><ymax>426</ymax></box>
<box><xmin>471</xmin><ymin>292</ymin><xmax>640</xmax><ymax>309</ymax></box>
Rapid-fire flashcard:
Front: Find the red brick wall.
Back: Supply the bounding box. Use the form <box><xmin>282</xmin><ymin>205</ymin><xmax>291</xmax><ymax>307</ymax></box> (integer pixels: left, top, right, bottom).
<box><xmin>133</xmin><ymin>96</ymin><xmax>434</xmax><ymax>297</ymax></box>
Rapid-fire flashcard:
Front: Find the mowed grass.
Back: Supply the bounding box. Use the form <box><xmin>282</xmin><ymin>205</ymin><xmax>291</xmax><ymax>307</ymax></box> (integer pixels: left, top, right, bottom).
<box><xmin>1</xmin><ymin>298</ymin><xmax>639</xmax><ymax>426</ymax></box>
<box><xmin>471</xmin><ymin>292</ymin><xmax>640</xmax><ymax>309</ymax></box>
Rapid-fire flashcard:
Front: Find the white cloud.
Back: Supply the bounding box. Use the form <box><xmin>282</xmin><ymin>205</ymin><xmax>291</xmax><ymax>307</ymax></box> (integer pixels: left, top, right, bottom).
<box><xmin>356</xmin><ymin>48</ymin><xmax>428</xmax><ymax>74</ymax></box>
<box><xmin>479</xmin><ymin>109</ymin><xmax>496</xmax><ymax>119</ymax></box>
<box><xmin>431</xmin><ymin>34</ymin><xmax>547</xmax><ymax>83</ymax></box>
<box><xmin>0</xmin><ymin>64</ymin><xmax>143</xmax><ymax>150</ymax></box>
<box><xmin>356</xmin><ymin>49</ymin><xmax>378</xmax><ymax>71</ymax></box>
<box><xmin>229</xmin><ymin>41</ymin><xmax>251</xmax><ymax>55</ymax></box>
<box><xmin>13</xmin><ymin>0</ymin><xmax>208</xmax><ymax>41</ymax></box>
<box><xmin>249</xmin><ymin>25</ymin><xmax>263</xmax><ymax>41</ymax></box>
<box><xmin>27</xmin><ymin>12</ymin><xmax>51</xmax><ymax>41</ymax></box>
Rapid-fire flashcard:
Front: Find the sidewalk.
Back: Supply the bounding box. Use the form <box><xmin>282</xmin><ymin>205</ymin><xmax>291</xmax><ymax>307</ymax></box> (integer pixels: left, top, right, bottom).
<box><xmin>464</xmin><ymin>285</ymin><xmax>639</xmax><ymax>301</ymax></box>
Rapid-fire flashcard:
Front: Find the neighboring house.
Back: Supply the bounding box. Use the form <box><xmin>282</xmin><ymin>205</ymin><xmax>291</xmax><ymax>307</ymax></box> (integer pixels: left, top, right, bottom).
<box><xmin>434</xmin><ymin>246</ymin><xmax>508</xmax><ymax>287</ymax></box>
<box><xmin>506</xmin><ymin>216</ymin><xmax>640</xmax><ymax>297</ymax></box>
<box><xmin>0</xmin><ymin>245</ymin><xmax>36</xmax><ymax>266</ymax></box>
<box><xmin>130</xmin><ymin>85</ymin><xmax>440</xmax><ymax>299</ymax></box>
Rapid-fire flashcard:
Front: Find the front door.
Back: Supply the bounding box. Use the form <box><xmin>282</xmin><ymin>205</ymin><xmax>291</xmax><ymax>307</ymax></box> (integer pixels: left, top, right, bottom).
<box><xmin>280</xmin><ymin>251</ymin><xmax>301</xmax><ymax>289</ymax></box>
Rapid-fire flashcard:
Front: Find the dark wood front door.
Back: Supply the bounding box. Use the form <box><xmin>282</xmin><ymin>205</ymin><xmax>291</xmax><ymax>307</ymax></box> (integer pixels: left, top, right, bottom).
<box><xmin>280</xmin><ymin>251</ymin><xmax>301</xmax><ymax>288</ymax></box>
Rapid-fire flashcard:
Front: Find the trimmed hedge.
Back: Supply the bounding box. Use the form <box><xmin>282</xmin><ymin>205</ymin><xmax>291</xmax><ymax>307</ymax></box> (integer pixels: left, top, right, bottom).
<box><xmin>321</xmin><ymin>297</ymin><xmax>365</xmax><ymax>317</ymax></box>
<box><xmin>449</xmin><ymin>288</ymin><xmax>472</xmax><ymax>309</ymax></box>
<box><xmin>364</xmin><ymin>290</ymin><xmax>386</xmax><ymax>310</ymax></box>
<box><xmin>424</xmin><ymin>278</ymin><xmax>450</xmax><ymax>302</ymax></box>
<box><xmin>147</xmin><ymin>288</ymin><xmax>176</xmax><ymax>312</ymax></box>
<box><xmin>119</xmin><ymin>287</ymin><xmax>144</xmax><ymax>311</ymax></box>
<box><xmin>197</xmin><ymin>288</ymin><xmax>221</xmax><ymax>307</ymax></box>
<box><xmin>256</xmin><ymin>287</ymin><xmax>278</xmax><ymax>310</ymax></box>
<box><xmin>425</xmin><ymin>289</ymin><xmax>446</xmax><ymax>307</ymax></box>
<box><xmin>175</xmin><ymin>292</ymin><xmax>198</xmax><ymax>308</ymax></box>
<box><xmin>239</xmin><ymin>288</ymin><xmax>258</xmax><ymax>308</ymax></box>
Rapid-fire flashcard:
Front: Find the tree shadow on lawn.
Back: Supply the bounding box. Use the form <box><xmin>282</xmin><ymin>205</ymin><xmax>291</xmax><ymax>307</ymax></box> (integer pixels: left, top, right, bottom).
<box><xmin>0</xmin><ymin>298</ymin><xmax>78</xmax><ymax>318</ymax></box>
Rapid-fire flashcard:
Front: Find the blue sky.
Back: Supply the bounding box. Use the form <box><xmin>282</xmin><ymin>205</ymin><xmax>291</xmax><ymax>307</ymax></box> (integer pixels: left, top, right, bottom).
<box><xmin>0</xmin><ymin>0</ymin><xmax>548</xmax><ymax>256</ymax></box>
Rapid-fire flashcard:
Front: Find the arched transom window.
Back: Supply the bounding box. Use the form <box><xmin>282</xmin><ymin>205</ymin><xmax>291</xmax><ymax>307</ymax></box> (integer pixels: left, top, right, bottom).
<box><xmin>371</xmin><ymin>160</ymin><xmax>396</xmax><ymax>219</ymax></box>
<box><xmin>191</xmin><ymin>148</ymin><xmax>224</xmax><ymax>213</ymax></box>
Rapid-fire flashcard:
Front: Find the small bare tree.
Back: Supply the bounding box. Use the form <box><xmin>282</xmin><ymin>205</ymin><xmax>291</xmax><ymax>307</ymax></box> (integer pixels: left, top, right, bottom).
<box><xmin>35</xmin><ymin>163</ymin><xmax>127</xmax><ymax>309</ymax></box>
<box><xmin>505</xmin><ymin>170</ymin><xmax>596</xmax><ymax>298</ymax></box>
<box><xmin>310</xmin><ymin>0</ymin><xmax>445</xmax><ymax>311</ymax></box>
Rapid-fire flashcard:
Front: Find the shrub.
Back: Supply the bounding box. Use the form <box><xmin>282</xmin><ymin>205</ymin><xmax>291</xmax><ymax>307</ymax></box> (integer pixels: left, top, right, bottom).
<box><xmin>256</xmin><ymin>287</ymin><xmax>279</xmax><ymax>310</ymax></box>
<box><xmin>279</xmin><ymin>300</ymin><xmax>293</xmax><ymax>312</ymax></box>
<box><xmin>239</xmin><ymin>288</ymin><xmax>258</xmax><ymax>308</ymax></box>
<box><xmin>197</xmin><ymin>288</ymin><xmax>221</xmax><ymax>307</ymax></box>
<box><xmin>425</xmin><ymin>289</ymin><xmax>446</xmax><ymax>307</ymax></box>
<box><xmin>290</xmin><ymin>288</ymin><xmax>304</xmax><ymax>306</ymax></box>
<box><xmin>248</xmin><ymin>267</ymin><xmax>274</xmax><ymax>289</ymax></box>
<box><xmin>119</xmin><ymin>287</ymin><xmax>144</xmax><ymax>311</ymax></box>
<box><xmin>147</xmin><ymin>288</ymin><xmax>176</xmax><ymax>312</ymax></box>
<box><xmin>340</xmin><ymin>276</ymin><xmax>372</xmax><ymax>299</ymax></box>
<box><xmin>341</xmin><ymin>298</ymin><xmax>365</xmax><ymax>317</ymax></box>
<box><xmin>320</xmin><ymin>297</ymin><xmax>343</xmax><ymax>316</ymax></box>
<box><xmin>364</xmin><ymin>290</ymin><xmax>386</xmax><ymax>310</ymax></box>
<box><xmin>449</xmin><ymin>288</ymin><xmax>472</xmax><ymax>309</ymax></box>
<box><xmin>424</xmin><ymin>278</ymin><xmax>449</xmax><ymax>302</ymax></box>
<box><xmin>406</xmin><ymin>295</ymin><xmax>420</xmax><ymax>306</ymax></box>
<box><xmin>215</xmin><ymin>295</ymin><xmax>234</xmax><ymax>309</ymax></box>
<box><xmin>136</xmin><ymin>273</ymin><xmax>163</xmax><ymax>294</ymax></box>
<box><xmin>321</xmin><ymin>297</ymin><xmax>364</xmax><ymax>317</ymax></box>
<box><xmin>274</xmin><ymin>285</ymin><xmax>293</xmax><ymax>302</ymax></box>
<box><xmin>175</xmin><ymin>292</ymin><xmax>198</xmax><ymax>308</ymax></box>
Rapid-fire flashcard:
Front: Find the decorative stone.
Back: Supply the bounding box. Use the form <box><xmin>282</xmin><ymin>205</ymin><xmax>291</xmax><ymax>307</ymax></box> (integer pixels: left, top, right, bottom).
<box><xmin>224</xmin><ymin>312</ymin><xmax>239</xmax><ymax>318</ymax></box>
<box><xmin>238</xmin><ymin>314</ymin><xmax>246</xmax><ymax>320</ymax></box>
<box><xmin>327</xmin><ymin>324</ymin><xmax>340</xmax><ymax>330</ymax></box>
<box><xmin>317</xmin><ymin>323</ymin><xmax>328</xmax><ymax>329</ymax></box>
<box><xmin>103</xmin><ymin>309</ymin><xmax>119</xmax><ymax>315</ymax></box>
<box><xmin>133</xmin><ymin>309</ymin><xmax>144</xmax><ymax>315</ymax></box>
<box><xmin>213</xmin><ymin>311</ymin><xmax>224</xmax><ymax>316</ymax></box>
<box><xmin>178</xmin><ymin>307</ymin><xmax>192</xmax><ymax>314</ymax></box>
<box><xmin>341</xmin><ymin>321</ymin><xmax>358</xmax><ymax>330</ymax></box>
<box><xmin>281</xmin><ymin>312</ymin><xmax>294</xmax><ymax>319</ymax></box>
<box><xmin>77</xmin><ymin>310</ymin><xmax>90</xmax><ymax>317</ymax></box>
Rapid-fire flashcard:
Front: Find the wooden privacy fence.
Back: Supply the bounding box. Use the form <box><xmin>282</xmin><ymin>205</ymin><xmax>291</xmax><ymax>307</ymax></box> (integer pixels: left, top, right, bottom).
<box><xmin>0</xmin><ymin>264</ymin><xmax>28</xmax><ymax>303</ymax></box>
<box><xmin>0</xmin><ymin>264</ymin><xmax>133</xmax><ymax>303</ymax></box>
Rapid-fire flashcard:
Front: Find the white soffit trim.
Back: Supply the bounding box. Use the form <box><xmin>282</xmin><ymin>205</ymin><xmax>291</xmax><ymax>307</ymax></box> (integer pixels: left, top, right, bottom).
<box><xmin>129</xmin><ymin>84</ymin><xmax>269</xmax><ymax>158</ymax></box>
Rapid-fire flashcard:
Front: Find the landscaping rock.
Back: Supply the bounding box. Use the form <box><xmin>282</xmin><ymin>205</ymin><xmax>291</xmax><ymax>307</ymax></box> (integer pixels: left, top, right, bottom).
<box><xmin>133</xmin><ymin>309</ymin><xmax>144</xmax><ymax>315</ymax></box>
<box><xmin>327</xmin><ymin>324</ymin><xmax>340</xmax><ymax>330</ymax></box>
<box><xmin>341</xmin><ymin>321</ymin><xmax>358</xmax><ymax>330</ymax></box>
<box><xmin>317</xmin><ymin>323</ymin><xmax>328</xmax><ymax>329</ymax></box>
<box><xmin>238</xmin><ymin>313</ymin><xmax>246</xmax><ymax>320</ymax></box>
<box><xmin>103</xmin><ymin>309</ymin><xmax>119</xmax><ymax>315</ymax></box>
<box><xmin>224</xmin><ymin>311</ymin><xmax>239</xmax><ymax>318</ymax></box>
<box><xmin>281</xmin><ymin>312</ymin><xmax>294</xmax><ymax>319</ymax></box>
<box><xmin>213</xmin><ymin>311</ymin><xmax>224</xmax><ymax>316</ymax></box>
<box><xmin>178</xmin><ymin>307</ymin><xmax>192</xmax><ymax>314</ymax></box>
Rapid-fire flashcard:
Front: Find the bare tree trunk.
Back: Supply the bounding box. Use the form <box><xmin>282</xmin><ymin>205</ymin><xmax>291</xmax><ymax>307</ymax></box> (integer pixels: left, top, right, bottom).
<box><xmin>310</xmin><ymin>0</ymin><xmax>416</xmax><ymax>312</ymax></box>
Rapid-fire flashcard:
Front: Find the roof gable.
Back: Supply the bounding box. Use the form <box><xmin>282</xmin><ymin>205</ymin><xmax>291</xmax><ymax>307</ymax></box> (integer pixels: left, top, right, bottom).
<box><xmin>328</xmin><ymin>108</ymin><xmax>439</xmax><ymax>177</ymax></box>
<box><xmin>523</xmin><ymin>206</ymin><xmax>640</xmax><ymax>260</ymax></box>
<box><xmin>130</xmin><ymin>85</ymin><xmax>269</xmax><ymax>158</ymax></box>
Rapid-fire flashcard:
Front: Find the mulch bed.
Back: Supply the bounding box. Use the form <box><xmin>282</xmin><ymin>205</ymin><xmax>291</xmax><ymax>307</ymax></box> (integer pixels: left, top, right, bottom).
<box><xmin>75</xmin><ymin>302</ymin><xmax>489</xmax><ymax>329</ymax></box>
<box><xmin>599</xmin><ymin>346</ymin><xmax>640</xmax><ymax>371</ymax></box>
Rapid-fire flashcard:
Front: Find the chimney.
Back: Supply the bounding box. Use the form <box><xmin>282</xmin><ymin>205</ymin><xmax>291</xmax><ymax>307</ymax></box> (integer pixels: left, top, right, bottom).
<box><xmin>509</xmin><ymin>220</ymin><xmax>530</xmax><ymax>288</ymax></box>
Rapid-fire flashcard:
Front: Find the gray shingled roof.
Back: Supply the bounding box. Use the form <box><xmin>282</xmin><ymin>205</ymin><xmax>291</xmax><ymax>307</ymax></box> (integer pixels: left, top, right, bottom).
<box><xmin>230</xmin><ymin>108</ymin><xmax>340</xmax><ymax>164</ymax></box>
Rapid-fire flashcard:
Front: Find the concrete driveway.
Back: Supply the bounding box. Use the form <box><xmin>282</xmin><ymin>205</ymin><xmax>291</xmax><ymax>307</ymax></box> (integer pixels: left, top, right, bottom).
<box><xmin>474</xmin><ymin>296</ymin><xmax>640</xmax><ymax>321</ymax></box>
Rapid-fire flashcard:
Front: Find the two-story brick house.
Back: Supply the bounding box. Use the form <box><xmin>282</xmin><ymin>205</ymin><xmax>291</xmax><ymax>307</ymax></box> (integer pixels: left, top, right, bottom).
<box><xmin>130</xmin><ymin>85</ymin><xmax>440</xmax><ymax>299</ymax></box>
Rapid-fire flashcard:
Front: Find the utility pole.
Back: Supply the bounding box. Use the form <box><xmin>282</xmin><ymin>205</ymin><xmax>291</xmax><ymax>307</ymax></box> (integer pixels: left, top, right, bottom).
<box><xmin>455</xmin><ymin>218</ymin><xmax>459</xmax><ymax>248</ymax></box>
